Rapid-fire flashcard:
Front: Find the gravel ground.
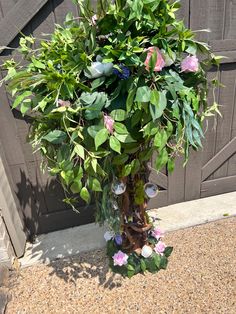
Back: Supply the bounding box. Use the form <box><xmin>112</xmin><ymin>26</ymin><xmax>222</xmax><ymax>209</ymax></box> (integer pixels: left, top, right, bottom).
<box><xmin>7</xmin><ymin>217</ymin><xmax>236</xmax><ymax>314</ymax></box>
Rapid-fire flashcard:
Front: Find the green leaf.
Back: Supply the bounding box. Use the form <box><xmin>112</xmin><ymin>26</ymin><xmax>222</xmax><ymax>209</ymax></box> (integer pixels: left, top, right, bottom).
<box><xmin>126</xmin><ymin>88</ymin><xmax>136</xmax><ymax>111</ymax></box>
<box><xmin>167</xmin><ymin>159</ymin><xmax>175</xmax><ymax>173</ymax></box>
<box><xmin>12</xmin><ymin>91</ymin><xmax>32</xmax><ymax>109</ymax></box>
<box><xmin>153</xmin><ymin>253</ymin><xmax>161</xmax><ymax>268</ymax></box>
<box><xmin>91</xmin><ymin>158</ymin><xmax>97</xmax><ymax>172</ymax></box>
<box><xmin>135</xmin><ymin>86</ymin><xmax>151</xmax><ymax>102</ymax></box>
<box><xmin>43</xmin><ymin>130</ymin><xmax>67</xmax><ymax>144</ymax></box>
<box><xmin>140</xmin><ymin>259</ymin><xmax>146</xmax><ymax>272</ymax></box>
<box><xmin>127</xmin><ymin>270</ymin><xmax>135</xmax><ymax>278</ymax></box>
<box><xmin>154</xmin><ymin>130</ymin><xmax>168</xmax><ymax>150</ymax></box>
<box><xmin>32</xmin><ymin>58</ymin><xmax>45</xmax><ymax>69</ymax></box>
<box><xmin>127</xmin><ymin>264</ymin><xmax>135</xmax><ymax>271</ymax></box>
<box><xmin>90</xmin><ymin>178</ymin><xmax>102</xmax><ymax>192</ymax></box>
<box><xmin>130</xmin><ymin>159</ymin><xmax>140</xmax><ymax>175</ymax></box>
<box><xmin>160</xmin><ymin>256</ymin><xmax>168</xmax><ymax>269</ymax></box>
<box><xmin>70</xmin><ymin>178</ymin><xmax>82</xmax><ymax>194</ymax></box>
<box><xmin>113</xmin><ymin>154</ymin><xmax>129</xmax><ymax>165</ymax></box>
<box><xmin>114</xmin><ymin>122</ymin><xmax>128</xmax><ymax>134</ymax></box>
<box><xmin>139</xmin><ymin>148</ymin><xmax>153</xmax><ymax>162</ymax></box>
<box><xmin>91</xmin><ymin>77</ymin><xmax>106</xmax><ymax>90</ymax></box>
<box><xmin>114</xmin><ymin>132</ymin><xmax>136</xmax><ymax>143</ymax></box>
<box><xmin>164</xmin><ymin>246</ymin><xmax>173</xmax><ymax>258</ymax></box>
<box><xmin>149</xmin><ymin>90</ymin><xmax>167</xmax><ymax>121</ymax></box>
<box><xmin>73</xmin><ymin>144</ymin><xmax>85</xmax><ymax>160</ymax></box>
<box><xmin>87</xmin><ymin>125</ymin><xmax>104</xmax><ymax>138</ymax></box>
<box><xmin>60</xmin><ymin>170</ymin><xmax>74</xmax><ymax>186</ymax></box>
<box><xmin>150</xmin><ymin>89</ymin><xmax>159</xmax><ymax>105</ymax></box>
<box><xmin>109</xmin><ymin>136</ymin><xmax>121</xmax><ymax>153</ymax></box>
<box><xmin>20</xmin><ymin>99</ymin><xmax>31</xmax><ymax>115</ymax></box>
<box><xmin>155</xmin><ymin>148</ymin><xmax>168</xmax><ymax>170</ymax></box>
<box><xmin>121</xmin><ymin>164</ymin><xmax>132</xmax><ymax>176</ymax></box>
<box><xmin>94</xmin><ymin>128</ymin><xmax>109</xmax><ymax>150</ymax></box>
<box><xmin>110</xmin><ymin>109</ymin><xmax>127</xmax><ymax>121</ymax></box>
<box><xmin>80</xmin><ymin>187</ymin><xmax>90</xmax><ymax>204</ymax></box>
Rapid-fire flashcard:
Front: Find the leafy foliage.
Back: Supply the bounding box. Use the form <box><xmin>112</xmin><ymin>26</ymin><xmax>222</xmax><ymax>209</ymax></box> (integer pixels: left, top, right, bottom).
<box><xmin>106</xmin><ymin>230</ymin><xmax>173</xmax><ymax>278</ymax></box>
<box><xmin>2</xmin><ymin>0</ymin><xmax>220</xmax><ymax>225</ymax></box>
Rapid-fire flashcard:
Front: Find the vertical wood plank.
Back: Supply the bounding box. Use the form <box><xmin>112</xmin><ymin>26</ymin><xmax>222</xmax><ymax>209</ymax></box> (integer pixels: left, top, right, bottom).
<box><xmin>190</xmin><ymin>0</ymin><xmax>225</xmax><ymax>41</ymax></box>
<box><xmin>224</xmin><ymin>0</ymin><xmax>236</xmax><ymax>40</ymax></box>
<box><xmin>227</xmin><ymin>77</ymin><xmax>236</xmax><ymax>176</ymax></box>
<box><xmin>177</xmin><ymin>0</ymin><xmax>190</xmax><ymax>27</ymax></box>
<box><xmin>0</xmin><ymin>142</ymin><xmax>27</xmax><ymax>257</ymax></box>
<box><xmin>213</xmin><ymin>64</ymin><xmax>236</xmax><ymax>178</ymax></box>
<box><xmin>168</xmin><ymin>156</ymin><xmax>185</xmax><ymax>204</ymax></box>
<box><xmin>0</xmin><ymin>72</ymin><xmax>26</xmax><ymax>166</ymax></box>
<box><xmin>53</xmin><ymin>0</ymin><xmax>77</xmax><ymax>25</ymax></box>
<box><xmin>185</xmin><ymin>149</ymin><xmax>202</xmax><ymax>201</ymax></box>
<box><xmin>31</xmin><ymin>0</ymin><xmax>55</xmax><ymax>39</ymax></box>
<box><xmin>201</xmin><ymin>70</ymin><xmax>220</xmax><ymax>180</ymax></box>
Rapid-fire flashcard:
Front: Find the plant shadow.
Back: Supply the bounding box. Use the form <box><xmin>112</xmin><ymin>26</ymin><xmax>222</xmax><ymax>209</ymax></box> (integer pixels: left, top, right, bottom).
<box><xmin>47</xmin><ymin>249</ymin><xmax>123</xmax><ymax>289</ymax></box>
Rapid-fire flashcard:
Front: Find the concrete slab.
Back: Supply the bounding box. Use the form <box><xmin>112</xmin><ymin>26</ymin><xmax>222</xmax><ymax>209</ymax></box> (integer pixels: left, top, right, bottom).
<box><xmin>20</xmin><ymin>192</ymin><xmax>236</xmax><ymax>268</ymax></box>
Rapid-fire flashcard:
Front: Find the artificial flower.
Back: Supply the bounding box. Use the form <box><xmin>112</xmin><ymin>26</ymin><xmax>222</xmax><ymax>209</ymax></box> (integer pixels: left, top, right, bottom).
<box><xmin>151</xmin><ymin>227</ymin><xmax>164</xmax><ymax>240</ymax></box>
<box><xmin>144</xmin><ymin>47</ymin><xmax>165</xmax><ymax>72</ymax></box>
<box><xmin>57</xmin><ymin>99</ymin><xmax>70</xmax><ymax>107</ymax></box>
<box><xmin>104</xmin><ymin>114</ymin><xmax>114</xmax><ymax>134</ymax></box>
<box><xmin>112</xmin><ymin>250</ymin><xmax>129</xmax><ymax>266</ymax></box>
<box><xmin>114</xmin><ymin>234</ymin><xmax>123</xmax><ymax>246</ymax></box>
<box><xmin>84</xmin><ymin>62</ymin><xmax>113</xmax><ymax>79</ymax></box>
<box><xmin>154</xmin><ymin>241</ymin><xmax>166</xmax><ymax>255</ymax></box>
<box><xmin>104</xmin><ymin>230</ymin><xmax>115</xmax><ymax>242</ymax></box>
<box><xmin>181</xmin><ymin>55</ymin><xmax>199</xmax><ymax>72</ymax></box>
<box><xmin>113</xmin><ymin>64</ymin><xmax>130</xmax><ymax>79</ymax></box>
<box><xmin>141</xmin><ymin>245</ymin><xmax>153</xmax><ymax>258</ymax></box>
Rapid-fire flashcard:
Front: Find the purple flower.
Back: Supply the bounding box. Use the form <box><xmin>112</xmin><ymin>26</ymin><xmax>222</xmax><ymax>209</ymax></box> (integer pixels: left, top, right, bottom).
<box><xmin>112</xmin><ymin>250</ymin><xmax>129</xmax><ymax>266</ymax></box>
<box><xmin>181</xmin><ymin>55</ymin><xmax>199</xmax><ymax>72</ymax></box>
<box><xmin>114</xmin><ymin>234</ymin><xmax>122</xmax><ymax>246</ymax></box>
<box><xmin>154</xmin><ymin>241</ymin><xmax>166</xmax><ymax>256</ymax></box>
<box><xmin>113</xmin><ymin>65</ymin><xmax>130</xmax><ymax>80</ymax></box>
<box><xmin>151</xmin><ymin>227</ymin><xmax>164</xmax><ymax>240</ymax></box>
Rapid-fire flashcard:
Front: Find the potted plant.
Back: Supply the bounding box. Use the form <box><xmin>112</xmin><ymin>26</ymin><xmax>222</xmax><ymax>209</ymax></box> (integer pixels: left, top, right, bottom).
<box><xmin>2</xmin><ymin>0</ymin><xmax>220</xmax><ymax>277</ymax></box>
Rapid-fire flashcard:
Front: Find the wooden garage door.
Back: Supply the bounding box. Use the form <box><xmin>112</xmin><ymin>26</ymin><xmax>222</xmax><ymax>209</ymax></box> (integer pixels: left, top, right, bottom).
<box><xmin>149</xmin><ymin>0</ymin><xmax>236</xmax><ymax>207</ymax></box>
<box><xmin>0</xmin><ymin>0</ymin><xmax>235</xmax><ymax>237</ymax></box>
<box><xmin>0</xmin><ymin>0</ymin><xmax>95</xmax><ymax>236</ymax></box>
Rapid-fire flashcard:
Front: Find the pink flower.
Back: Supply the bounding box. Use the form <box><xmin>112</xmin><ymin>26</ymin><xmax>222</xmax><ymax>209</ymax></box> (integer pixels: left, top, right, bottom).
<box><xmin>154</xmin><ymin>241</ymin><xmax>166</xmax><ymax>255</ymax></box>
<box><xmin>91</xmin><ymin>14</ymin><xmax>97</xmax><ymax>26</ymax></box>
<box><xmin>58</xmin><ymin>99</ymin><xmax>70</xmax><ymax>107</ymax></box>
<box><xmin>144</xmin><ymin>47</ymin><xmax>165</xmax><ymax>72</ymax></box>
<box><xmin>181</xmin><ymin>55</ymin><xmax>199</xmax><ymax>72</ymax></box>
<box><xmin>112</xmin><ymin>250</ymin><xmax>129</xmax><ymax>266</ymax></box>
<box><xmin>104</xmin><ymin>114</ymin><xmax>114</xmax><ymax>134</ymax></box>
<box><xmin>151</xmin><ymin>227</ymin><xmax>164</xmax><ymax>240</ymax></box>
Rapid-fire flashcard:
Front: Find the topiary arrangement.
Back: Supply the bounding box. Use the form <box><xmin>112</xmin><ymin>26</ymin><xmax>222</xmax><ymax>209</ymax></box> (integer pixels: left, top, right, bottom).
<box><xmin>1</xmin><ymin>0</ymin><xmax>220</xmax><ymax>277</ymax></box>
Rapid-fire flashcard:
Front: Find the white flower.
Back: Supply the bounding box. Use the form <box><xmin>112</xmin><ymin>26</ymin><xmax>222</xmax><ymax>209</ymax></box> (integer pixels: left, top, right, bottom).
<box><xmin>103</xmin><ymin>63</ymin><xmax>113</xmax><ymax>76</ymax></box>
<box><xmin>84</xmin><ymin>62</ymin><xmax>114</xmax><ymax>79</ymax></box>
<box><xmin>84</xmin><ymin>62</ymin><xmax>104</xmax><ymax>79</ymax></box>
<box><xmin>104</xmin><ymin>231</ymin><xmax>115</xmax><ymax>242</ymax></box>
<box><xmin>141</xmin><ymin>245</ymin><xmax>153</xmax><ymax>258</ymax></box>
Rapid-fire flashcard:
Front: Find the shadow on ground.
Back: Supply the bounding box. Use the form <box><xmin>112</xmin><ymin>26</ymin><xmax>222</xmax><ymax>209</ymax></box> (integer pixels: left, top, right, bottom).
<box><xmin>47</xmin><ymin>250</ymin><xmax>123</xmax><ymax>289</ymax></box>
